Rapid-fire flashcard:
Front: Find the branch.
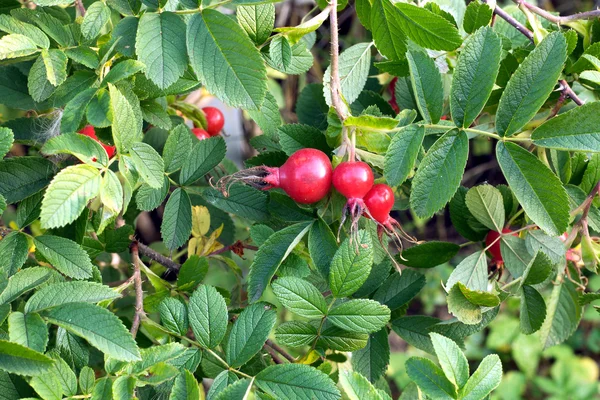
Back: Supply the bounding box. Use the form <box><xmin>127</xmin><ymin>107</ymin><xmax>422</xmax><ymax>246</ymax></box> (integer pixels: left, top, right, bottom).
<box><xmin>516</xmin><ymin>0</ymin><xmax>600</xmax><ymax>24</ymax></box>
<box><xmin>137</xmin><ymin>242</ymin><xmax>181</xmax><ymax>271</ymax></box>
<box><xmin>558</xmin><ymin>79</ymin><xmax>585</xmax><ymax>106</ymax></box>
<box><xmin>265</xmin><ymin>339</ymin><xmax>295</xmax><ymax>362</ymax></box>
<box><xmin>263</xmin><ymin>344</ymin><xmax>283</xmax><ymax>364</ymax></box>
<box><xmin>129</xmin><ymin>242</ymin><xmax>145</xmax><ymax>338</ymax></box>
<box><xmin>329</xmin><ymin>0</ymin><xmax>345</xmax><ymax>122</ymax></box>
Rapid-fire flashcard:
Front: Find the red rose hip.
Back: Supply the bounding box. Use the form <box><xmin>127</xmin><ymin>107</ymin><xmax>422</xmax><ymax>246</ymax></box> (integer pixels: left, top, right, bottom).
<box><xmin>79</xmin><ymin>125</ymin><xmax>116</xmax><ymax>158</ymax></box>
<box><xmin>202</xmin><ymin>107</ymin><xmax>225</xmax><ymax>136</ymax></box>
<box><xmin>192</xmin><ymin>127</ymin><xmax>210</xmax><ymax>140</ymax></box>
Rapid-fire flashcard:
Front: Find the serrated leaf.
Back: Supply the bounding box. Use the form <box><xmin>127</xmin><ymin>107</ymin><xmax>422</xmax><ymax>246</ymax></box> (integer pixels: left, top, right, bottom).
<box><xmin>539</xmin><ymin>281</ymin><xmax>581</xmax><ymax>349</ymax></box>
<box><xmin>247</xmin><ymin>91</ymin><xmax>282</xmax><ymax>137</ymax></box>
<box><xmin>459</xmin><ymin>354</ymin><xmax>502</xmax><ymax>400</ymax></box>
<box><xmin>405</xmin><ymin>357</ymin><xmax>457</xmax><ymax>400</ymax></box>
<box><xmin>61</xmin><ymin>88</ymin><xmax>97</xmax><ymax>133</ymax></box>
<box><xmin>256</xmin><ymin>364</ymin><xmax>340</xmax><ymax>400</ymax></box>
<box><xmin>25</xmin><ymin>281</ymin><xmax>119</xmax><ymax>314</ymax></box>
<box><xmin>65</xmin><ymin>47</ymin><xmax>99</xmax><ymax>69</ymax></box>
<box><xmin>41</xmin><ymin>49</ymin><xmax>67</xmax><ymax>87</ymax></box>
<box><xmin>103</xmin><ymin>60</ymin><xmax>145</xmax><ymax>85</ymax></box>
<box><xmin>373</xmin><ymin>269</ymin><xmax>426</xmax><ymax>310</ymax></box>
<box><xmin>28</xmin><ymin>54</ymin><xmax>56</xmax><ymax>103</ymax></box>
<box><xmin>238</xmin><ymin>4</ymin><xmax>274</xmax><ymax>46</ymax></box>
<box><xmin>296</xmin><ymin>83</ymin><xmax>328</xmax><ymax>130</ymax></box>
<box><xmin>141</xmin><ymin>100</ymin><xmax>171</xmax><ymax>130</ymax></box>
<box><xmin>189</xmin><ymin>284</ymin><xmax>228</xmax><ymax>349</ymax></box>
<box><xmin>274</xmin><ymin>321</ymin><xmax>317</xmax><ymax>348</ymax></box>
<box><xmin>136</xmin><ymin>12</ymin><xmax>187</xmax><ymax>89</ymax></box>
<box><xmin>177</xmin><ymin>255</ymin><xmax>208</xmax><ymax>292</ymax></box>
<box><xmin>169</xmin><ymin>370</ymin><xmax>201</xmax><ymax>400</ymax></box>
<box><xmin>496</xmin><ymin>141</ymin><xmax>569</xmax><ymax>236</ymax></box>
<box><xmin>0</xmin><ymin>127</ymin><xmax>13</xmax><ymax>159</ymax></box>
<box><xmin>394</xmin><ymin>2</ymin><xmax>462</xmax><ymax>50</ymax></box>
<box><xmin>370</xmin><ymin>0</ymin><xmax>407</xmax><ymax>61</ymax></box>
<box><xmin>0</xmin><ymin>340</ymin><xmax>53</xmax><ymax>376</ymax></box>
<box><xmin>0</xmin><ymin>231</ymin><xmax>29</xmax><ymax>276</ymax></box>
<box><xmin>328</xmin><ymin>299</ymin><xmax>390</xmax><ymax>334</ymax></box>
<box><xmin>163</xmin><ymin>125</ymin><xmax>193</xmax><ymax>173</ymax></box>
<box><xmin>446</xmin><ymin>251</ymin><xmax>488</xmax><ymax>293</ymax></box>
<box><xmin>180</xmin><ymin>136</ymin><xmax>226</xmax><ymax>185</ymax></box>
<box><xmin>465</xmin><ymin>184</ymin><xmax>505</xmax><ymax>232</ymax></box>
<box><xmin>429</xmin><ymin>332</ymin><xmax>468</xmax><ymax>388</ymax></box>
<box><xmin>187</xmin><ymin>10</ymin><xmax>267</xmax><ymax>109</ymax></box>
<box><xmin>384</xmin><ymin>124</ymin><xmax>424</xmax><ymax>187</ymax></box>
<box><xmin>520</xmin><ymin>285</ymin><xmax>546</xmax><ymax>335</ymax></box>
<box><xmin>30</xmin><ymin>370</ymin><xmax>62</xmax><ymax>400</ymax></box>
<box><xmin>208</xmin><ymin>371</ymin><xmax>239</xmax><ymax>400</ymax></box>
<box><xmin>463</xmin><ymin>0</ymin><xmax>493</xmax><ymax>34</ymax></box>
<box><xmin>136</xmin><ymin>175</ymin><xmax>169</xmax><ymax>212</ymax></box>
<box><xmin>214</xmin><ymin>378</ymin><xmax>252</xmax><ymax>400</ymax></box>
<box><xmin>46</xmin><ymin>303</ymin><xmax>140</xmax><ymax>361</ymax></box>
<box><xmin>451</xmin><ymin>27</ymin><xmax>501</xmax><ymax>128</ymax></box>
<box><xmin>277</xmin><ymin>124</ymin><xmax>330</xmax><ymax>156</ymax></box>
<box><xmin>351</xmin><ymin>328</ymin><xmax>390</xmax><ymax>383</ymax></box>
<box><xmin>500</xmin><ymin>234</ymin><xmax>531</xmax><ymax>278</ymax></box>
<box><xmin>496</xmin><ymin>32</ymin><xmax>567</xmax><ymax>137</ymax></box>
<box><xmin>48</xmin><ymin>353</ymin><xmax>77</xmax><ymax>397</ymax></box>
<box><xmin>308</xmin><ymin>218</ymin><xmax>338</xmax><ymax>280</ymax></box>
<box><xmin>42</xmin><ymin>133</ymin><xmax>108</xmax><ymax>168</ymax></box>
<box><xmin>407</xmin><ymin>50</ymin><xmax>443</xmax><ymax>124</ymax></box>
<box><xmin>0</xmin><ymin>267</ymin><xmax>51</xmax><ymax>305</ymax></box>
<box><xmin>318</xmin><ymin>326</ymin><xmax>369</xmax><ymax>351</ymax></box>
<box><xmin>79</xmin><ymin>366</ymin><xmax>95</xmax><ymax>394</ymax></box>
<box><xmin>81</xmin><ymin>1</ymin><xmax>110</xmax><ymax>39</ymax></box>
<box><xmin>340</xmin><ymin>370</ymin><xmax>381</xmax><ymax>400</ymax></box>
<box><xmin>0</xmin><ymin>33</ymin><xmax>38</xmax><ymax>60</ymax></box>
<box><xmin>112</xmin><ymin>376</ymin><xmax>135</xmax><ymax>400</ymax></box>
<box><xmin>161</xmin><ymin>188</ymin><xmax>192</xmax><ymax>250</ymax></box>
<box><xmin>8</xmin><ymin>312</ymin><xmax>48</xmax><ymax>353</ymax></box>
<box><xmin>0</xmin><ymin>157</ymin><xmax>54</xmax><ymax>204</ymax></box>
<box><xmin>247</xmin><ymin>221</ymin><xmax>312</xmax><ymax>303</ymax></box>
<box><xmin>272</xmin><ymin>276</ymin><xmax>327</xmax><ymax>318</ymax></box>
<box><xmin>159</xmin><ymin>298</ymin><xmax>189</xmax><ymax>336</ymax></box>
<box><xmin>226</xmin><ymin>302</ymin><xmax>276</xmax><ymax>368</ymax></box>
<box><xmin>329</xmin><ymin>230</ymin><xmax>374</xmax><ymax>298</ymax></box>
<box><xmin>203</xmin><ymin>184</ymin><xmax>269</xmax><ymax>221</ymax></box>
<box><xmin>109</xmin><ymin>83</ymin><xmax>142</xmax><ymax>154</ymax></box>
<box><xmin>130</xmin><ymin>142</ymin><xmax>164</xmax><ymax>189</ymax></box>
<box><xmin>447</xmin><ymin>283</ymin><xmax>482</xmax><ymax>325</ymax></box>
<box><xmin>400</xmin><ymin>241</ymin><xmax>460</xmax><ymax>269</ymax></box>
<box><xmin>324</xmin><ymin>42</ymin><xmax>372</xmax><ymax>106</ymax></box>
<box><xmin>91</xmin><ymin>377</ymin><xmax>112</xmax><ymax>399</ymax></box>
<box><xmin>410</xmin><ymin>129</ymin><xmax>468</xmax><ymax>218</ymax></box>
<box><xmin>521</xmin><ymin>251</ymin><xmax>553</xmax><ymax>286</ymax></box>
<box><xmin>0</xmin><ymin>15</ymin><xmax>49</xmax><ymax>49</ymax></box>
<box><xmin>457</xmin><ymin>281</ymin><xmax>500</xmax><ymax>307</ymax></box>
<box><xmin>34</xmin><ymin>235</ymin><xmax>93</xmax><ymax>279</ymax></box>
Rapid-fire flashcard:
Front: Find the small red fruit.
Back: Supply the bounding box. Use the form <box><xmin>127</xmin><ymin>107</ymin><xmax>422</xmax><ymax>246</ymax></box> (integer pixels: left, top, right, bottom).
<box><xmin>364</xmin><ymin>184</ymin><xmax>394</xmax><ymax>224</ymax></box>
<box><xmin>219</xmin><ymin>148</ymin><xmax>332</xmax><ymax>204</ymax></box>
<box><xmin>485</xmin><ymin>228</ymin><xmax>515</xmax><ymax>263</ymax></box>
<box><xmin>79</xmin><ymin>125</ymin><xmax>115</xmax><ymax>158</ymax></box>
<box><xmin>332</xmin><ymin>161</ymin><xmax>374</xmax><ymax>200</ymax></box>
<box><xmin>202</xmin><ymin>107</ymin><xmax>225</xmax><ymax>136</ymax></box>
<box><xmin>192</xmin><ymin>127</ymin><xmax>210</xmax><ymax>140</ymax></box>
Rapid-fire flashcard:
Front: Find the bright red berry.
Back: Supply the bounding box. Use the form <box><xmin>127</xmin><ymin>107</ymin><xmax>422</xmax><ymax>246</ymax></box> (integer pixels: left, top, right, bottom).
<box><xmin>364</xmin><ymin>184</ymin><xmax>395</xmax><ymax>224</ymax></box>
<box><xmin>192</xmin><ymin>128</ymin><xmax>210</xmax><ymax>140</ymax></box>
<box><xmin>202</xmin><ymin>107</ymin><xmax>225</xmax><ymax>136</ymax></box>
<box><xmin>79</xmin><ymin>125</ymin><xmax>115</xmax><ymax>158</ymax></box>
<box><xmin>332</xmin><ymin>161</ymin><xmax>374</xmax><ymax>200</ymax></box>
<box><xmin>485</xmin><ymin>228</ymin><xmax>515</xmax><ymax>262</ymax></box>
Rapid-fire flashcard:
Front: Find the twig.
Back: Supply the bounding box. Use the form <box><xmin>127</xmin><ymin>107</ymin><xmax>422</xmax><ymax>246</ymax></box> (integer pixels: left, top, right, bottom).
<box><xmin>265</xmin><ymin>339</ymin><xmax>295</xmax><ymax>362</ymax></box>
<box><xmin>516</xmin><ymin>0</ymin><xmax>600</xmax><ymax>24</ymax></box>
<box><xmin>483</xmin><ymin>0</ymin><xmax>534</xmax><ymax>43</ymax></box>
<box><xmin>130</xmin><ymin>242</ymin><xmax>145</xmax><ymax>338</ymax></box>
<box><xmin>263</xmin><ymin>344</ymin><xmax>283</xmax><ymax>364</ymax></box>
<box><xmin>75</xmin><ymin>0</ymin><xmax>86</xmax><ymax>16</ymax></box>
<box><xmin>558</xmin><ymin>79</ymin><xmax>585</xmax><ymax>106</ymax></box>
<box><xmin>137</xmin><ymin>242</ymin><xmax>181</xmax><ymax>271</ymax></box>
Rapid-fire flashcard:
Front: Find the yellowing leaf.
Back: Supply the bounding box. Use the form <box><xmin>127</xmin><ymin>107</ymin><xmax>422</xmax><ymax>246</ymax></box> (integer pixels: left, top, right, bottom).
<box><xmin>191</xmin><ymin>206</ymin><xmax>210</xmax><ymax>237</ymax></box>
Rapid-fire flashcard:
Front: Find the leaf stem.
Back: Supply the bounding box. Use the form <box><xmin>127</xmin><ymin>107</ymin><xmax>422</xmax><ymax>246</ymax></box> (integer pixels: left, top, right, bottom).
<box><xmin>500</xmin><ymin>276</ymin><xmax>522</xmax><ymax>291</ymax></box>
<box><xmin>514</xmin><ymin>0</ymin><xmax>600</xmax><ymax>24</ymax></box>
<box><xmin>420</xmin><ymin>124</ymin><xmax>532</xmax><ymax>142</ymax></box>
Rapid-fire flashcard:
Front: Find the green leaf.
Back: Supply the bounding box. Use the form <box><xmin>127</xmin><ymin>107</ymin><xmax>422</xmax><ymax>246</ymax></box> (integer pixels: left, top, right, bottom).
<box><xmin>500</xmin><ymin>234</ymin><xmax>531</xmax><ymax>278</ymax></box>
<box><xmin>532</xmin><ymin>102</ymin><xmax>600</xmax><ymax>152</ymax></box>
<box><xmin>28</xmin><ymin>55</ymin><xmax>55</xmax><ymax>103</ymax></box>
<box><xmin>188</xmin><ymin>284</ymin><xmax>228</xmax><ymax>349</ymax></box>
<box><xmin>187</xmin><ymin>10</ymin><xmax>267</xmax><ymax>109</ymax></box>
<box><xmin>400</xmin><ymin>241</ymin><xmax>460</xmax><ymax>269</ymax></box>
<box><xmin>161</xmin><ymin>188</ymin><xmax>192</xmax><ymax>250</ymax></box>
<box><xmin>272</xmin><ymin>276</ymin><xmax>327</xmax><ymax>318</ymax></box>
<box><xmin>214</xmin><ymin>378</ymin><xmax>253</xmax><ymax>400</ymax></box>
<box><xmin>329</xmin><ymin>230</ymin><xmax>374</xmax><ymax>298</ymax></box>
<box><xmin>0</xmin><ymin>15</ymin><xmax>49</xmax><ymax>49</ymax></box>
<box><xmin>141</xmin><ymin>100</ymin><xmax>172</xmax><ymax>130</ymax></box>
<box><xmin>34</xmin><ymin>235</ymin><xmax>94</xmax><ymax>279</ymax></box>
<box><xmin>463</xmin><ymin>0</ymin><xmax>493</xmax><ymax>34</ymax></box>
<box><xmin>136</xmin><ymin>12</ymin><xmax>187</xmax><ymax>89</ymax></box>
<box><xmin>451</xmin><ymin>27</ymin><xmax>501</xmax><ymax>128</ymax></box>
<box><xmin>496</xmin><ymin>141</ymin><xmax>569</xmax><ymax>236</ymax></box>
<box><xmin>247</xmin><ymin>91</ymin><xmax>282</xmax><ymax>137</ymax></box>
<box><xmin>370</xmin><ymin>0</ymin><xmax>407</xmax><ymax>61</ymax></box>
<box><xmin>268</xmin><ymin>35</ymin><xmax>292</xmax><ymax>70</ymax></box>
<box><xmin>31</xmin><ymin>373</ymin><xmax>63</xmax><ymax>400</ymax></box>
<box><xmin>25</xmin><ymin>282</ymin><xmax>119</xmax><ymax>314</ymax></box>
<box><xmin>0</xmin><ymin>157</ymin><xmax>54</xmax><ymax>204</ymax></box>
<box><xmin>459</xmin><ymin>354</ymin><xmax>503</xmax><ymax>400</ymax></box>
<box><xmin>539</xmin><ymin>281</ymin><xmax>581</xmax><ymax>349</ymax></box>
<box><xmin>112</xmin><ymin>376</ymin><xmax>135</xmax><ymax>400</ymax></box>
<box><xmin>226</xmin><ymin>302</ymin><xmax>276</xmax><ymax>368</ymax></box>
<box><xmin>0</xmin><ymin>267</ymin><xmax>51</xmax><ymax>305</ymax></box>
<box><xmin>456</xmin><ymin>281</ymin><xmax>500</xmax><ymax>307</ymax></box>
<box><xmin>61</xmin><ymin>88</ymin><xmax>97</xmax><ymax>133</ymax></box>
<box><xmin>91</xmin><ymin>377</ymin><xmax>112</xmax><ymax>399</ymax></box>
<box><xmin>0</xmin><ymin>33</ymin><xmax>38</xmax><ymax>60</ymax></box>
<box><xmin>447</xmin><ymin>283</ymin><xmax>482</xmax><ymax>325</ymax></box>
<box><xmin>41</xmin><ymin>49</ymin><xmax>67</xmax><ymax>87</ymax></box>
<box><xmin>0</xmin><ymin>127</ymin><xmax>13</xmax><ymax>159</ymax></box>
<box><xmin>308</xmin><ymin>218</ymin><xmax>338</xmax><ymax>279</ymax></box>
<box><xmin>520</xmin><ymin>285</ymin><xmax>546</xmax><ymax>335</ymax></box>
<box><xmin>159</xmin><ymin>298</ymin><xmax>189</xmax><ymax>336</ymax></box>
<box><xmin>247</xmin><ymin>221</ymin><xmax>312</xmax><ymax>303</ymax></box>
<box><xmin>8</xmin><ymin>312</ymin><xmax>48</xmax><ymax>353</ymax></box>
<box><xmin>109</xmin><ymin>83</ymin><xmax>142</xmax><ymax>154</ymax></box>
<box><xmin>405</xmin><ymin>357</ymin><xmax>457</xmax><ymax>400</ymax></box>
<box><xmin>277</xmin><ymin>124</ymin><xmax>330</xmax><ymax>157</ymax></box>
<box><xmin>521</xmin><ymin>251</ymin><xmax>553</xmax><ymax>286</ymax></box>
<box><xmin>429</xmin><ymin>333</ymin><xmax>468</xmax><ymax>388</ymax></box>
<box><xmin>163</xmin><ymin>125</ymin><xmax>193</xmax><ymax>173</ymax></box>
<box><xmin>65</xmin><ymin>47</ymin><xmax>99</xmax><ymax>69</ymax></box>
<box><xmin>238</xmin><ymin>4</ymin><xmax>274</xmax><ymax>46</ymax></box>
<box><xmin>136</xmin><ymin>176</ymin><xmax>169</xmax><ymax>211</ymax></box>
<box><xmin>130</xmin><ymin>142</ymin><xmax>164</xmax><ymax>189</ymax></box>
<box><xmin>204</xmin><ymin>184</ymin><xmax>269</xmax><ymax>221</ymax></box>
<box><xmin>42</xmin><ymin>133</ymin><xmax>108</xmax><ymax>168</ymax></box>
<box><xmin>496</xmin><ymin>32</ymin><xmax>567</xmax><ymax>137</ymax></box>
<box><xmin>373</xmin><ymin>269</ymin><xmax>426</xmax><ymax>310</ymax></box>
<box><xmin>318</xmin><ymin>326</ymin><xmax>369</xmax><ymax>351</ymax></box>
<box><xmin>351</xmin><ymin>328</ymin><xmax>390</xmax><ymax>383</ymax></box>
<box><xmin>395</xmin><ymin>2</ymin><xmax>462</xmax><ymax>51</ymax></box>
<box><xmin>103</xmin><ymin>60</ymin><xmax>145</xmax><ymax>86</ymax></box>
<box><xmin>100</xmin><ymin>169</ymin><xmax>123</xmax><ymax>217</ymax></box>
<box><xmin>177</xmin><ymin>255</ymin><xmax>208</xmax><ymax>292</ymax></box>
<box><xmin>323</xmin><ymin>42</ymin><xmax>372</xmax><ymax>106</ymax></box>
<box><xmin>46</xmin><ymin>303</ymin><xmax>140</xmax><ymax>361</ymax></box>
<box><xmin>296</xmin><ymin>83</ymin><xmax>328</xmax><ymax>130</ymax></box>
<box><xmin>340</xmin><ymin>370</ymin><xmax>381</xmax><ymax>400</ymax></box>
<box><xmin>274</xmin><ymin>321</ymin><xmax>317</xmax><ymax>349</ymax></box>
<box><xmin>407</xmin><ymin>50</ymin><xmax>443</xmax><ymax>124</ymax></box>
<box><xmin>0</xmin><ymin>340</ymin><xmax>53</xmax><ymax>376</ymax></box>
<box><xmin>256</xmin><ymin>364</ymin><xmax>340</xmax><ymax>400</ymax></box>
<box><xmin>273</xmin><ymin>7</ymin><xmax>329</xmax><ymax>44</ymax></box>
<box><xmin>48</xmin><ymin>353</ymin><xmax>77</xmax><ymax>397</ymax></box>
<box><xmin>465</xmin><ymin>184</ymin><xmax>505</xmax><ymax>232</ymax></box>
<box><xmin>525</xmin><ymin>230</ymin><xmax>565</xmax><ymax>265</ymax></box>
<box><xmin>81</xmin><ymin>1</ymin><xmax>110</xmax><ymax>39</ymax></box>
<box><xmin>410</xmin><ymin>130</ymin><xmax>468</xmax><ymax>218</ymax></box>
<box><xmin>328</xmin><ymin>299</ymin><xmax>390</xmax><ymax>334</ymax></box>
<box><xmin>0</xmin><ymin>232</ymin><xmax>29</xmax><ymax>276</ymax></box>
<box><xmin>79</xmin><ymin>366</ymin><xmax>95</xmax><ymax>394</ymax></box>
<box><xmin>180</xmin><ymin>136</ymin><xmax>227</xmax><ymax>185</ymax></box>
<box><xmin>170</xmin><ymin>370</ymin><xmax>201</xmax><ymax>400</ymax></box>
<box><xmin>446</xmin><ymin>251</ymin><xmax>488</xmax><ymax>292</ymax></box>
<box><xmin>208</xmin><ymin>371</ymin><xmax>239</xmax><ymax>400</ymax></box>
<box><xmin>384</xmin><ymin>124</ymin><xmax>424</xmax><ymax>187</ymax></box>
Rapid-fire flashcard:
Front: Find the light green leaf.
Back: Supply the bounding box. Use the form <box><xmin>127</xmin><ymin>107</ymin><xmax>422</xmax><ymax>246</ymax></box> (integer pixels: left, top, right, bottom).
<box><xmin>446</xmin><ymin>251</ymin><xmax>488</xmax><ymax>292</ymax></box>
<box><xmin>30</xmin><ymin>369</ymin><xmax>62</xmax><ymax>400</ymax></box>
<box><xmin>163</xmin><ymin>125</ymin><xmax>193</xmax><ymax>173</ymax></box>
<box><xmin>48</xmin><ymin>353</ymin><xmax>77</xmax><ymax>397</ymax></box>
<box><xmin>532</xmin><ymin>102</ymin><xmax>600</xmax><ymax>152</ymax></box>
<box><xmin>81</xmin><ymin>1</ymin><xmax>110</xmax><ymax>39</ymax></box>
<box><xmin>141</xmin><ymin>100</ymin><xmax>172</xmax><ymax>130</ymax></box>
<box><xmin>447</xmin><ymin>283</ymin><xmax>482</xmax><ymax>325</ymax></box>
<box><xmin>0</xmin><ymin>34</ymin><xmax>38</xmax><ymax>60</ymax></box>
<box><xmin>187</xmin><ymin>10</ymin><xmax>267</xmax><ymax>109</ymax></box>
<box><xmin>91</xmin><ymin>377</ymin><xmax>112</xmax><ymax>400</ymax></box>
<box><xmin>161</xmin><ymin>188</ymin><xmax>192</xmax><ymax>250</ymax></box>
<box><xmin>112</xmin><ymin>376</ymin><xmax>135</xmax><ymax>400</ymax></box>
<box><xmin>41</xmin><ymin>133</ymin><xmax>108</xmax><ymax>168</ymax></box>
<box><xmin>539</xmin><ymin>281</ymin><xmax>581</xmax><ymax>349</ymax></box>
<box><xmin>247</xmin><ymin>91</ymin><xmax>282</xmax><ymax>137</ymax></box>
<box><xmin>340</xmin><ymin>370</ymin><xmax>381</xmax><ymax>400</ymax></box>
<box><xmin>274</xmin><ymin>321</ymin><xmax>318</xmax><ymax>348</ymax></box>
<box><xmin>318</xmin><ymin>327</ymin><xmax>369</xmax><ymax>351</ymax></box>
<box><xmin>0</xmin><ymin>157</ymin><xmax>55</xmax><ymax>204</ymax></box>
<box><xmin>410</xmin><ymin>129</ymin><xmax>469</xmax><ymax>218</ymax></box>
<box><xmin>132</xmin><ymin>343</ymin><xmax>186</xmax><ymax>373</ymax></box>
<box><xmin>0</xmin><ymin>15</ymin><xmax>49</xmax><ymax>49</ymax></box>
<box><xmin>214</xmin><ymin>378</ymin><xmax>252</xmax><ymax>400</ymax></box>
<box><xmin>351</xmin><ymin>328</ymin><xmax>390</xmax><ymax>383</ymax></box>
<box><xmin>61</xmin><ymin>88</ymin><xmax>97</xmax><ymax>133</ymax></box>
<box><xmin>203</xmin><ymin>184</ymin><xmax>269</xmax><ymax>221</ymax></box>
<box><xmin>207</xmin><ymin>371</ymin><xmax>239</xmax><ymax>400</ymax></box>
<box><xmin>525</xmin><ymin>230</ymin><xmax>565</xmax><ymax>265</ymax></box>
<box><xmin>8</xmin><ymin>312</ymin><xmax>48</xmax><ymax>353</ymax></box>
<box><xmin>0</xmin><ymin>127</ymin><xmax>14</xmax><ymax>159</ymax></box>
<box><xmin>103</xmin><ymin>60</ymin><xmax>145</xmax><ymax>85</ymax></box>
<box><xmin>496</xmin><ymin>141</ymin><xmax>569</xmax><ymax>236</ymax></box>
<box><xmin>100</xmin><ymin>169</ymin><xmax>123</xmax><ymax>215</ymax></box>
<box><xmin>25</xmin><ymin>282</ymin><xmax>119</xmax><ymax>313</ymax></box>
<box><xmin>277</xmin><ymin>124</ymin><xmax>330</xmax><ymax>156</ymax></box>
<box><xmin>272</xmin><ymin>276</ymin><xmax>327</xmax><ymax>318</ymax></box>
<box><xmin>328</xmin><ymin>299</ymin><xmax>390</xmax><ymax>334</ymax></box>
<box><xmin>520</xmin><ymin>285</ymin><xmax>546</xmax><ymax>335</ymax></box>
<box><xmin>41</xmin><ymin>49</ymin><xmax>67</xmax><ymax>87</ymax></box>
<box><xmin>46</xmin><ymin>303</ymin><xmax>140</xmax><ymax>361</ymax></box>
<box><xmin>169</xmin><ymin>370</ymin><xmax>201</xmax><ymax>400</ymax></box>
<box><xmin>465</xmin><ymin>184</ymin><xmax>505</xmax><ymax>232</ymax></box>
<box><xmin>255</xmin><ymin>364</ymin><xmax>340</xmax><ymax>400</ymax></box>
<box><xmin>459</xmin><ymin>354</ymin><xmax>502</xmax><ymax>400</ymax></box>
<box><xmin>372</xmin><ymin>269</ymin><xmax>426</xmax><ymax>310</ymax></box>
<box><xmin>130</xmin><ymin>142</ymin><xmax>164</xmax><ymax>189</ymax></box>
<box><xmin>329</xmin><ymin>230</ymin><xmax>374</xmax><ymax>298</ymax></box>
<box><xmin>247</xmin><ymin>221</ymin><xmax>312</xmax><ymax>303</ymax></box>
<box><xmin>65</xmin><ymin>47</ymin><xmax>99</xmax><ymax>69</ymax></box>
<box><xmin>451</xmin><ymin>27</ymin><xmax>501</xmax><ymax>128</ymax></box>
<box><xmin>429</xmin><ymin>333</ymin><xmax>469</xmax><ymax>388</ymax></box>
<box><xmin>226</xmin><ymin>302</ymin><xmax>276</xmax><ymax>368</ymax></box>
<box><xmin>500</xmin><ymin>235</ymin><xmax>531</xmax><ymax>278</ymax></box>
<box><xmin>269</xmin><ymin>35</ymin><xmax>292</xmax><ymax>71</ymax></box>
<box><xmin>180</xmin><ymin>136</ymin><xmax>226</xmax><ymax>185</ymax></box>
<box><xmin>177</xmin><ymin>255</ymin><xmax>208</xmax><ymax>292</ymax></box>
<box><xmin>323</xmin><ymin>42</ymin><xmax>372</xmax><ymax>106</ymax></box>
<box><xmin>405</xmin><ymin>357</ymin><xmax>457</xmax><ymax>400</ymax></box>
<box><xmin>136</xmin><ymin>12</ymin><xmax>187</xmax><ymax>89</ymax></box>
<box><xmin>370</xmin><ymin>0</ymin><xmax>407</xmax><ymax>61</ymax></box>
<box><xmin>463</xmin><ymin>0</ymin><xmax>493</xmax><ymax>34</ymax></box>
<box><xmin>407</xmin><ymin>50</ymin><xmax>443</xmax><ymax>124</ymax></box>
<box><xmin>0</xmin><ymin>231</ymin><xmax>29</xmax><ymax>276</ymax></box>
<box><xmin>34</xmin><ymin>235</ymin><xmax>94</xmax><ymax>279</ymax></box>
<box><xmin>109</xmin><ymin>83</ymin><xmax>142</xmax><ymax>154</ymax></box>
<box><xmin>189</xmin><ymin>284</ymin><xmax>228</xmax><ymax>349</ymax></box>
<box><xmin>0</xmin><ymin>340</ymin><xmax>53</xmax><ymax>376</ymax></box>
<box><xmin>0</xmin><ymin>267</ymin><xmax>51</xmax><ymax>305</ymax></box>
<box><xmin>237</xmin><ymin>3</ymin><xmax>275</xmax><ymax>46</ymax></box>
<box><xmin>159</xmin><ymin>298</ymin><xmax>188</xmax><ymax>336</ymax></box>
<box><xmin>273</xmin><ymin>6</ymin><xmax>329</xmax><ymax>44</ymax></box>
<box><xmin>496</xmin><ymin>32</ymin><xmax>567</xmax><ymax>137</ymax></box>
<box><xmin>521</xmin><ymin>251</ymin><xmax>553</xmax><ymax>286</ymax></box>
<box><xmin>136</xmin><ymin>176</ymin><xmax>169</xmax><ymax>212</ymax></box>
<box><xmin>384</xmin><ymin>124</ymin><xmax>424</xmax><ymax>187</ymax></box>
<box><xmin>395</xmin><ymin>2</ymin><xmax>462</xmax><ymax>51</ymax></box>
<box><xmin>456</xmin><ymin>281</ymin><xmax>500</xmax><ymax>307</ymax></box>
<box><xmin>28</xmin><ymin>54</ymin><xmax>56</xmax><ymax>102</ymax></box>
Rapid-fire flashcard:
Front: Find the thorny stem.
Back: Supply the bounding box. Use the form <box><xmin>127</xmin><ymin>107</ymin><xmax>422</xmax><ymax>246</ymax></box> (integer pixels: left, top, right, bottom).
<box><xmin>129</xmin><ymin>242</ymin><xmax>145</xmax><ymax>339</ymax></box>
<box><xmin>515</xmin><ymin>0</ymin><xmax>600</xmax><ymax>24</ymax></box>
<box><xmin>264</xmin><ymin>344</ymin><xmax>284</xmax><ymax>364</ymax></box>
<box><xmin>266</xmin><ymin>339</ymin><xmax>295</xmax><ymax>362</ymax></box>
